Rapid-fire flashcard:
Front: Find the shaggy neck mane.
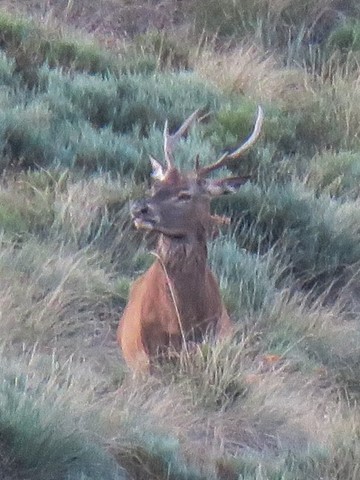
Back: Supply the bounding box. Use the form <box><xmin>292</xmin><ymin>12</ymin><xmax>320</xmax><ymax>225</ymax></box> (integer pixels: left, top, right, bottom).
<box><xmin>156</xmin><ymin>232</ymin><xmax>208</xmax><ymax>275</ymax></box>
<box><xmin>155</xmin><ymin>232</ymin><xmax>213</xmax><ymax>333</ymax></box>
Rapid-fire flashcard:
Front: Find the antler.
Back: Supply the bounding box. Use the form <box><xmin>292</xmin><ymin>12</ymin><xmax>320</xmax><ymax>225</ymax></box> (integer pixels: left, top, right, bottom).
<box><xmin>197</xmin><ymin>106</ymin><xmax>264</xmax><ymax>177</ymax></box>
<box><xmin>163</xmin><ymin>109</ymin><xmax>200</xmax><ymax>169</ymax></box>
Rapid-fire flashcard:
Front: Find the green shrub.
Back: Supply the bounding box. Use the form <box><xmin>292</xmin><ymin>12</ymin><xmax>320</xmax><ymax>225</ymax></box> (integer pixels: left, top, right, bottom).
<box><xmin>291</xmin><ymin>99</ymin><xmax>343</xmax><ymax>153</ymax></box>
<box><xmin>60</xmin><ymin>70</ymin><xmax>222</xmax><ymax>134</ymax></box>
<box><xmin>206</xmin><ymin>102</ymin><xmax>265</xmax><ymax>161</ymax></box>
<box><xmin>207</xmin><ymin>101</ymin><xmax>339</xmax><ymax>162</ymax></box>
<box><xmin>0</xmin><ymin>11</ymin><xmax>120</xmax><ymax>77</ymax></box>
<box><xmin>306</xmin><ymin>151</ymin><xmax>360</xmax><ymax>198</ymax></box>
<box><xmin>0</xmin><ymin>50</ymin><xmax>16</xmax><ymax>86</ymax></box>
<box><xmin>1</xmin><ymin>103</ymin><xmax>62</xmax><ymax>169</ymax></box>
<box><xmin>0</xmin><ymin>12</ymin><xmax>32</xmax><ymax>48</ymax></box>
<box><xmin>71</xmin><ymin>124</ymin><xmax>142</xmax><ymax>174</ymax></box>
<box><xmin>209</xmin><ymin>236</ymin><xmax>277</xmax><ymax>315</ymax></box>
<box><xmin>214</xmin><ymin>182</ymin><xmax>360</xmax><ymax>289</ymax></box>
<box><xmin>1</xmin><ymin>67</ymin><xmax>221</xmax><ymax>174</ymax></box>
<box><xmin>327</xmin><ymin>20</ymin><xmax>360</xmax><ymax>53</ymax></box>
<box><xmin>185</xmin><ymin>0</ymin><xmax>265</xmax><ymax>39</ymax></box>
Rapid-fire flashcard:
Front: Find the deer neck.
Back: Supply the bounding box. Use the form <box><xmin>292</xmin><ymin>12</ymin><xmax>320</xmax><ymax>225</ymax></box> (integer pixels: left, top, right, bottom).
<box><xmin>156</xmin><ymin>233</ymin><xmax>210</xmax><ymax>332</ymax></box>
<box><xmin>156</xmin><ymin>233</ymin><xmax>208</xmax><ymax>278</ymax></box>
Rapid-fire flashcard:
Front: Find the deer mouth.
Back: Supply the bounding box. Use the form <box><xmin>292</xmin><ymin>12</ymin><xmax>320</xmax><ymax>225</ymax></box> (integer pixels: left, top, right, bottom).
<box><xmin>133</xmin><ymin>216</ymin><xmax>186</xmax><ymax>239</ymax></box>
<box><xmin>133</xmin><ymin>217</ymin><xmax>157</xmax><ymax>230</ymax></box>
<box><xmin>132</xmin><ymin>209</ymin><xmax>161</xmax><ymax>231</ymax></box>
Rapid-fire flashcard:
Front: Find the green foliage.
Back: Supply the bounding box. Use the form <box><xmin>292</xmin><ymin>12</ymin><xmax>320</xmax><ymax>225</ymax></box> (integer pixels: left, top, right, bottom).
<box><xmin>0</xmin><ymin>11</ymin><xmax>193</xmax><ymax>78</ymax></box>
<box><xmin>0</xmin><ymin>50</ymin><xmax>16</xmax><ymax>85</ymax></box>
<box><xmin>0</xmin><ymin>172</ymin><xmax>52</xmax><ymax>238</ymax></box>
<box><xmin>290</xmin><ymin>99</ymin><xmax>343</xmax><ymax>153</ymax></box>
<box><xmin>306</xmin><ymin>151</ymin><xmax>360</xmax><ymax>198</ymax></box>
<box><xmin>214</xmin><ymin>182</ymin><xmax>360</xmax><ymax>290</ymax></box>
<box><xmin>207</xmin><ymin>102</ymin><xmax>265</xmax><ymax>162</ymax></box>
<box><xmin>0</xmin><ymin>187</ymin><xmax>53</xmax><ymax>237</ymax></box>
<box><xmin>0</xmin><ymin>12</ymin><xmax>32</xmax><ymax>47</ymax></box>
<box><xmin>327</xmin><ymin>20</ymin><xmax>360</xmax><ymax>52</ymax></box>
<box><xmin>209</xmin><ymin>236</ymin><xmax>277</xmax><ymax>315</ymax></box>
<box><xmin>265</xmin><ymin>98</ymin><xmax>355</xmax><ymax>158</ymax></box>
<box><xmin>0</xmin><ymin>11</ymin><xmax>121</xmax><ymax>77</ymax></box>
<box><xmin>208</xmin><ymin>101</ymin><xmax>347</xmax><ymax>162</ymax></box>
<box><xmin>0</xmin><ymin>54</ymin><xmax>226</xmax><ymax>174</ymax></box>
<box><xmin>1</xmin><ymin>11</ymin><xmax>359</xmax><ymax>175</ymax></box>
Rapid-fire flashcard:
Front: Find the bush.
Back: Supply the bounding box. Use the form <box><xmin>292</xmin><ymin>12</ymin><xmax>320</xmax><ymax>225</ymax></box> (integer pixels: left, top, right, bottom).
<box><xmin>327</xmin><ymin>20</ymin><xmax>360</xmax><ymax>53</ymax></box>
<box><xmin>214</xmin><ymin>182</ymin><xmax>360</xmax><ymax>290</ymax></box>
<box><xmin>0</xmin><ymin>11</ymin><xmax>121</xmax><ymax>77</ymax></box>
<box><xmin>209</xmin><ymin>236</ymin><xmax>278</xmax><ymax>315</ymax></box>
<box><xmin>306</xmin><ymin>150</ymin><xmax>360</xmax><ymax>198</ymax></box>
<box><xmin>0</xmin><ymin>65</ymin><xmax>225</xmax><ymax>173</ymax></box>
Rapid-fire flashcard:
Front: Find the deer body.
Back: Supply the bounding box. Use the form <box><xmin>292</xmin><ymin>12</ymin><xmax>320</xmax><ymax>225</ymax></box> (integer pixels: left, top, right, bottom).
<box><xmin>118</xmin><ymin>235</ymin><xmax>232</xmax><ymax>372</ymax></box>
<box><xmin>117</xmin><ymin>107</ymin><xmax>263</xmax><ymax>373</ymax></box>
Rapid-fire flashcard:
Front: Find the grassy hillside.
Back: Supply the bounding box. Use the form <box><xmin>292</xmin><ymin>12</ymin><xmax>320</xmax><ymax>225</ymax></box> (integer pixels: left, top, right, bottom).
<box><xmin>1</xmin><ymin>1</ymin><xmax>360</xmax><ymax>479</ymax></box>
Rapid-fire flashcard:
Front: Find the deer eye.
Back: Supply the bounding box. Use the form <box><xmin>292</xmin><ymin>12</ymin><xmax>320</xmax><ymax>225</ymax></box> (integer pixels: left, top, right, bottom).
<box><xmin>177</xmin><ymin>191</ymin><xmax>192</xmax><ymax>201</ymax></box>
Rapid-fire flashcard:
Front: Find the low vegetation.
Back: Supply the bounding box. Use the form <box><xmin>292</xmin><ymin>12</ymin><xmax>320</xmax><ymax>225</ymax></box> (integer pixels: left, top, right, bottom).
<box><xmin>1</xmin><ymin>1</ymin><xmax>360</xmax><ymax>479</ymax></box>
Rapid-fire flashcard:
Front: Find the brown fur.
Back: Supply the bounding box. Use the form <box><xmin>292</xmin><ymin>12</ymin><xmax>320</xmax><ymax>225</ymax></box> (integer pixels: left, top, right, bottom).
<box><xmin>117</xmin><ymin>234</ymin><xmax>233</xmax><ymax>373</ymax></box>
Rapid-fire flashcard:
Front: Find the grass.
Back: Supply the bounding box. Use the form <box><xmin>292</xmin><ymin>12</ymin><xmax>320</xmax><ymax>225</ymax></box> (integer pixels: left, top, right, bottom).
<box><xmin>0</xmin><ymin>3</ymin><xmax>360</xmax><ymax>479</ymax></box>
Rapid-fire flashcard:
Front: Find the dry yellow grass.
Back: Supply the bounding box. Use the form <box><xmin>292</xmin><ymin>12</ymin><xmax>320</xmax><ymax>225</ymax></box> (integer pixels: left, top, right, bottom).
<box><xmin>193</xmin><ymin>44</ymin><xmax>310</xmax><ymax>105</ymax></box>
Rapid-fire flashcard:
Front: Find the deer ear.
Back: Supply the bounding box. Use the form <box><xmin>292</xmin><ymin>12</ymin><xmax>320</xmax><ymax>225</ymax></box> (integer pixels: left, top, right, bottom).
<box><xmin>149</xmin><ymin>156</ymin><xmax>165</xmax><ymax>181</ymax></box>
<box><xmin>205</xmin><ymin>176</ymin><xmax>250</xmax><ymax>196</ymax></box>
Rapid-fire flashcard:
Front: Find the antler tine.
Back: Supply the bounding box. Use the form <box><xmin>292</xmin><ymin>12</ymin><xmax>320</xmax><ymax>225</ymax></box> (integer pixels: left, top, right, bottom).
<box><xmin>163</xmin><ymin>120</ymin><xmax>173</xmax><ymax>169</ymax></box>
<box><xmin>163</xmin><ymin>109</ymin><xmax>201</xmax><ymax>170</ymax></box>
<box><xmin>197</xmin><ymin>106</ymin><xmax>264</xmax><ymax>177</ymax></box>
<box><xmin>227</xmin><ymin>105</ymin><xmax>264</xmax><ymax>159</ymax></box>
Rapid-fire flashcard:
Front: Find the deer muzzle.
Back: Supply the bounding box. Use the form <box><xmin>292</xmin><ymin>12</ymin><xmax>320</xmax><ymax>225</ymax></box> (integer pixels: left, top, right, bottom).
<box><xmin>130</xmin><ymin>199</ymin><xmax>159</xmax><ymax>230</ymax></box>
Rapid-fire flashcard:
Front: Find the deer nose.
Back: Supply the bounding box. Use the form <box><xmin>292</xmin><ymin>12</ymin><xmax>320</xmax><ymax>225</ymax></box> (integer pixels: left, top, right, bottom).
<box><xmin>130</xmin><ymin>199</ymin><xmax>149</xmax><ymax>217</ymax></box>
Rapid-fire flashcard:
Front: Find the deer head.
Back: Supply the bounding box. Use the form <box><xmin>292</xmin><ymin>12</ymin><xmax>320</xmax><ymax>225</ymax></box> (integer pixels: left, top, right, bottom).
<box><xmin>131</xmin><ymin>107</ymin><xmax>264</xmax><ymax>240</ymax></box>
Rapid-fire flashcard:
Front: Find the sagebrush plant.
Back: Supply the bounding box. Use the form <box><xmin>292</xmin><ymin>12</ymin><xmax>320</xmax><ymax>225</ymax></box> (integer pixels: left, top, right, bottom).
<box><xmin>214</xmin><ymin>181</ymin><xmax>360</xmax><ymax>291</ymax></box>
<box><xmin>306</xmin><ymin>150</ymin><xmax>360</xmax><ymax>198</ymax></box>
<box><xmin>209</xmin><ymin>235</ymin><xmax>279</xmax><ymax>315</ymax></box>
<box><xmin>1</xmin><ymin>4</ymin><xmax>360</xmax><ymax>479</ymax></box>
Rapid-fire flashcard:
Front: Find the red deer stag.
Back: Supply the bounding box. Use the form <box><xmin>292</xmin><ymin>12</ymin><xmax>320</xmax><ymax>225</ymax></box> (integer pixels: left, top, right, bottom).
<box><xmin>117</xmin><ymin>107</ymin><xmax>264</xmax><ymax>373</ymax></box>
